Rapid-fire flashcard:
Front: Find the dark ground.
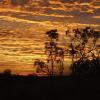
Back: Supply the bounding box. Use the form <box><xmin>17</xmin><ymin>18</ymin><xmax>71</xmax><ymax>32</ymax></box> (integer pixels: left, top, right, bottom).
<box><xmin>0</xmin><ymin>74</ymin><xmax>100</xmax><ymax>100</ymax></box>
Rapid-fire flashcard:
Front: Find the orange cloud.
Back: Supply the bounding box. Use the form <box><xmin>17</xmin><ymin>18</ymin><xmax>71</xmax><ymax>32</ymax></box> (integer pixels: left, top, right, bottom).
<box><xmin>93</xmin><ymin>16</ymin><xmax>100</xmax><ymax>19</ymax></box>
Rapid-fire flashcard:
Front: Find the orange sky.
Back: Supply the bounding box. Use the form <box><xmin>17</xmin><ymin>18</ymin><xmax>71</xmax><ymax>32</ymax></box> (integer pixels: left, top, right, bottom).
<box><xmin>0</xmin><ymin>0</ymin><xmax>99</xmax><ymax>75</ymax></box>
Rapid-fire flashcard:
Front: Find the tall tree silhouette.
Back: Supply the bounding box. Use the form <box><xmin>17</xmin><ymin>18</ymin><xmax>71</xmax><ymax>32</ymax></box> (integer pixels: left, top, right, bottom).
<box><xmin>55</xmin><ymin>47</ymin><xmax>64</xmax><ymax>75</ymax></box>
<box><xmin>45</xmin><ymin>29</ymin><xmax>58</xmax><ymax>75</ymax></box>
<box><xmin>67</xmin><ymin>27</ymin><xmax>100</xmax><ymax>76</ymax></box>
<box><xmin>45</xmin><ymin>29</ymin><xmax>64</xmax><ymax>75</ymax></box>
<box><xmin>66</xmin><ymin>27</ymin><xmax>99</xmax><ymax>64</ymax></box>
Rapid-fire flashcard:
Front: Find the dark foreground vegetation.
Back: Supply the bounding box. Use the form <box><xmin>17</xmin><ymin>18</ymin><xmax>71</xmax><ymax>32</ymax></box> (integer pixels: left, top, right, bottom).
<box><xmin>0</xmin><ymin>72</ymin><xmax>100</xmax><ymax>100</ymax></box>
<box><xmin>0</xmin><ymin>54</ymin><xmax>100</xmax><ymax>99</ymax></box>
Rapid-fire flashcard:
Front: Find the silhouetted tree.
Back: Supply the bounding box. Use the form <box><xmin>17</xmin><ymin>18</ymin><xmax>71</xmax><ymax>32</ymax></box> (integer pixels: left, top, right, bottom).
<box><xmin>45</xmin><ymin>29</ymin><xmax>64</xmax><ymax>75</ymax></box>
<box><xmin>68</xmin><ymin>27</ymin><xmax>100</xmax><ymax>77</ymax></box>
<box><xmin>66</xmin><ymin>27</ymin><xmax>100</xmax><ymax>64</ymax></box>
<box><xmin>33</xmin><ymin>27</ymin><xmax>99</xmax><ymax>76</ymax></box>
<box><xmin>55</xmin><ymin>47</ymin><xmax>64</xmax><ymax>75</ymax></box>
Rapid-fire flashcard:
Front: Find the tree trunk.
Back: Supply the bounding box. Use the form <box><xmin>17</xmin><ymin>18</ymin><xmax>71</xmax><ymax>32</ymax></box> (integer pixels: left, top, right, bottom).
<box><xmin>51</xmin><ymin>58</ymin><xmax>54</xmax><ymax>75</ymax></box>
<box><xmin>59</xmin><ymin>60</ymin><xmax>64</xmax><ymax>75</ymax></box>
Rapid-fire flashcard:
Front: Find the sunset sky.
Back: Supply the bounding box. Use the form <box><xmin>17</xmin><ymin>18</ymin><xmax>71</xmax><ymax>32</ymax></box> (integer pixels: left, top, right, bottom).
<box><xmin>0</xmin><ymin>0</ymin><xmax>100</xmax><ymax>27</ymax></box>
<box><xmin>25</xmin><ymin>0</ymin><xmax>100</xmax><ymax>26</ymax></box>
<box><xmin>0</xmin><ymin>0</ymin><xmax>99</xmax><ymax>75</ymax></box>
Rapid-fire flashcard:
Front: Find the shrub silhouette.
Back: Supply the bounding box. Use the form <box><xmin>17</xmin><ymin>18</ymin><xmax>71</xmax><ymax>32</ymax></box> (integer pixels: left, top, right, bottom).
<box><xmin>3</xmin><ymin>69</ymin><xmax>12</xmax><ymax>75</ymax></box>
<box><xmin>34</xmin><ymin>59</ymin><xmax>50</xmax><ymax>74</ymax></box>
<box><xmin>71</xmin><ymin>57</ymin><xmax>100</xmax><ymax>77</ymax></box>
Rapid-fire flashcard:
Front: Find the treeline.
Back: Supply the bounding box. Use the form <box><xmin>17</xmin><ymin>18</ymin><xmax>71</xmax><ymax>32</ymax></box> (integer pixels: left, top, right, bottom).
<box><xmin>34</xmin><ymin>27</ymin><xmax>100</xmax><ymax>77</ymax></box>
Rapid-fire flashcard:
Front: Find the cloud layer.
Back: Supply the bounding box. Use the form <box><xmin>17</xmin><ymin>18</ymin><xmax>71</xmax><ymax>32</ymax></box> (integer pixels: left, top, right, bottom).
<box><xmin>25</xmin><ymin>0</ymin><xmax>100</xmax><ymax>25</ymax></box>
<box><xmin>0</xmin><ymin>0</ymin><xmax>100</xmax><ymax>26</ymax></box>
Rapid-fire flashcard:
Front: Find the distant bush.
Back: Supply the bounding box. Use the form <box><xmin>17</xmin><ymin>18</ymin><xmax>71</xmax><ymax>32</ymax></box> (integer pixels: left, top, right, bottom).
<box><xmin>3</xmin><ymin>69</ymin><xmax>12</xmax><ymax>75</ymax></box>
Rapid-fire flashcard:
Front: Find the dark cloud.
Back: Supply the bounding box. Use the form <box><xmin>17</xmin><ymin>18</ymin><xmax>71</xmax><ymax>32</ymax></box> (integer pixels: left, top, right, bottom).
<box><xmin>60</xmin><ymin>0</ymin><xmax>77</xmax><ymax>3</ymax></box>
